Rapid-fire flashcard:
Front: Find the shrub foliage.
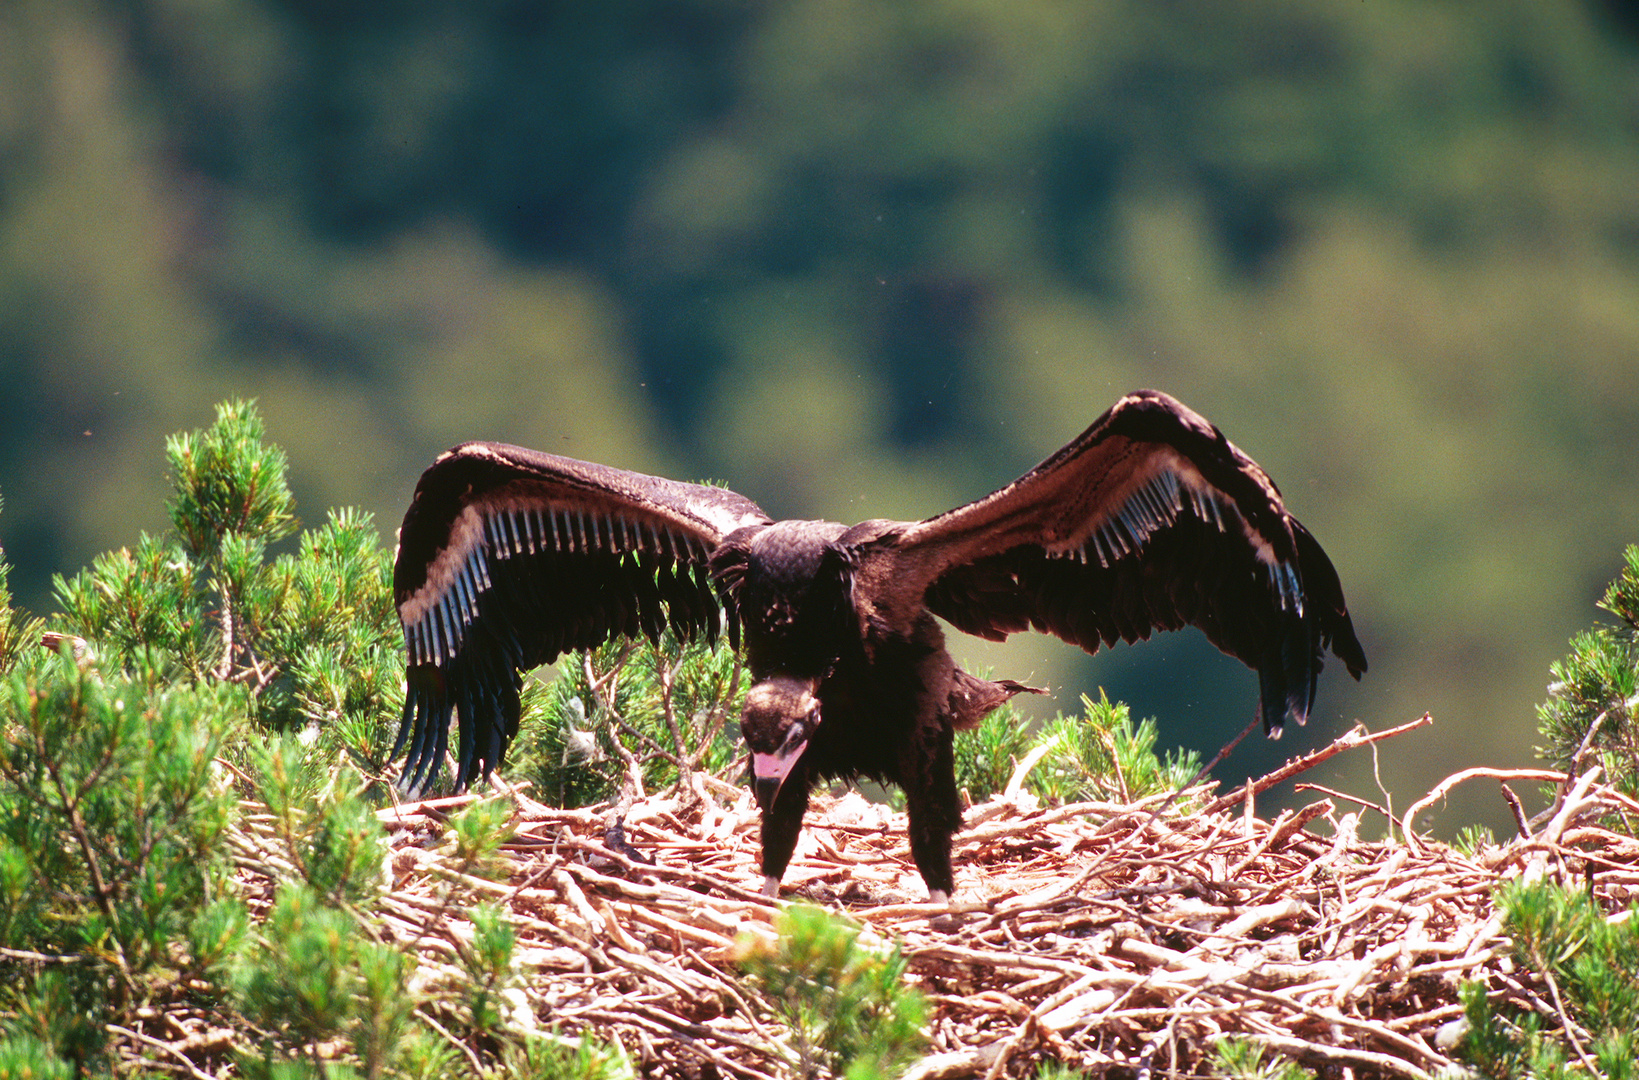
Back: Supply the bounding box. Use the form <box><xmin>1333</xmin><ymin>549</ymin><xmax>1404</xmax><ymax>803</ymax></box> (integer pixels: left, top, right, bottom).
<box><xmin>5</xmin><ymin>401</ymin><xmax>1634</xmax><ymax>1078</ymax></box>
<box><xmin>1452</xmin><ymin>546</ymin><xmax>1639</xmax><ymax>1079</ymax></box>
<box><xmin>1537</xmin><ymin>545</ymin><xmax>1639</xmax><ymax>803</ymax></box>
<box><xmin>0</xmin><ymin>403</ymin><xmax>943</xmax><ymax>1077</ymax></box>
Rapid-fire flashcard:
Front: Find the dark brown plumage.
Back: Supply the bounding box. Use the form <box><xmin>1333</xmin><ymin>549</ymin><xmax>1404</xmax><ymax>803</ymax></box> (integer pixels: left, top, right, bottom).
<box><xmin>391</xmin><ymin>390</ymin><xmax>1367</xmax><ymax>900</ymax></box>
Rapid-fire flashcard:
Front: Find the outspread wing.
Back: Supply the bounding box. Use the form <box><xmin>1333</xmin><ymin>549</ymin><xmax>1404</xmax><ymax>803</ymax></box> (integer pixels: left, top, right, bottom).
<box><xmin>391</xmin><ymin>442</ymin><xmax>771</xmax><ymax>795</ymax></box>
<box><xmin>846</xmin><ymin>390</ymin><xmax>1366</xmax><ymax>735</ymax></box>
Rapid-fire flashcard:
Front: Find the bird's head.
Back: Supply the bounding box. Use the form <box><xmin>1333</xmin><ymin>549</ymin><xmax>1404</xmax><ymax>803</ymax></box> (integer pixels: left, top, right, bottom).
<box><xmin>741</xmin><ymin>675</ymin><xmax>821</xmax><ymax>812</ymax></box>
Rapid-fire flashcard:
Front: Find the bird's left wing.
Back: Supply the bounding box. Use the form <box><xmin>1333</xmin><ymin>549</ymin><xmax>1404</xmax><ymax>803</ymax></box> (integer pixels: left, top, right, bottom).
<box><xmin>391</xmin><ymin>442</ymin><xmax>771</xmax><ymax>795</ymax></box>
<box><xmin>843</xmin><ymin>390</ymin><xmax>1365</xmax><ymax>735</ymax></box>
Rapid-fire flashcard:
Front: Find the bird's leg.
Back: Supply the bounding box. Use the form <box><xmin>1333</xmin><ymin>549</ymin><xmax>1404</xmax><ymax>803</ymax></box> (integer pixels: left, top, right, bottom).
<box><xmin>757</xmin><ymin>773</ymin><xmax>812</xmax><ymax>896</ymax></box>
<box><xmin>901</xmin><ymin>723</ymin><xmax>962</xmax><ymax>900</ymax></box>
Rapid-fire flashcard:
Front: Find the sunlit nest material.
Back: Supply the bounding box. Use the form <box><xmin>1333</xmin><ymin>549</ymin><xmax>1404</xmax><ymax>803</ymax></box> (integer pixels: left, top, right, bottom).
<box><xmin>193</xmin><ymin>722</ymin><xmax>1639</xmax><ymax>1080</ymax></box>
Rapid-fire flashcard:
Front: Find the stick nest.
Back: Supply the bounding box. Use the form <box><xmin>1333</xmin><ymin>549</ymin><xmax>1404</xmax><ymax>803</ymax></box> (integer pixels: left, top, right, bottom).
<box><xmin>296</xmin><ymin>720</ymin><xmax>1639</xmax><ymax>1078</ymax></box>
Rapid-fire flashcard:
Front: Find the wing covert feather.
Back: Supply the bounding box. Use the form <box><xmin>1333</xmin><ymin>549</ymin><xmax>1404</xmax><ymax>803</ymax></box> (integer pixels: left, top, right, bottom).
<box><xmin>851</xmin><ymin>390</ymin><xmax>1365</xmax><ymax>734</ymax></box>
<box><xmin>391</xmin><ymin>442</ymin><xmax>770</xmax><ymax>795</ymax></box>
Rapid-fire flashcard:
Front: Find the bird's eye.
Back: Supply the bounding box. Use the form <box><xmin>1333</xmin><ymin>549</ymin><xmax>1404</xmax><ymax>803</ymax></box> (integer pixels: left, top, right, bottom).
<box><xmin>798</xmin><ymin>703</ymin><xmax>822</xmax><ymax>734</ymax></box>
<box><xmin>781</xmin><ymin>724</ymin><xmax>808</xmax><ymax>753</ymax></box>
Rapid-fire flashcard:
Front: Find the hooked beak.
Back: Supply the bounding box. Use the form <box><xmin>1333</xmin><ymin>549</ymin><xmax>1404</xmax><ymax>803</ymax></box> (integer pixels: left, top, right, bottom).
<box><xmin>742</xmin><ymin>674</ymin><xmax>821</xmax><ymax>813</ymax></box>
<box><xmin>751</xmin><ymin>738</ymin><xmax>807</xmax><ymax>812</ymax></box>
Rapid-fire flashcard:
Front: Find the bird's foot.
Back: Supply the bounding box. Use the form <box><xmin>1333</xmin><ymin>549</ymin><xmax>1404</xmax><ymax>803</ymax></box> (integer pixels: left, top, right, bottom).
<box><xmin>925</xmin><ymin>888</ymin><xmax>968</xmax><ymax>931</ymax></box>
<box><xmin>761</xmin><ymin>875</ymin><xmax>781</xmax><ymax>899</ymax></box>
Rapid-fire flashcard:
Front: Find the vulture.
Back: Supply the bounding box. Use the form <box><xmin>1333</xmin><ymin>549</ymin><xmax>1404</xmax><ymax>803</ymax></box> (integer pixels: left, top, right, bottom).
<box><xmin>391</xmin><ymin>390</ymin><xmax>1366</xmax><ymax>901</ymax></box>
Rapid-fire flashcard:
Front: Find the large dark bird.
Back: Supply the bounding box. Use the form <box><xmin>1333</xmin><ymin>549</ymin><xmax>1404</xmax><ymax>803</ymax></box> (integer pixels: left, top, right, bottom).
<box><xmin>391</xmin><ymin>390</ymin><xmax>1366</xmax><ymax>900</ymax></box>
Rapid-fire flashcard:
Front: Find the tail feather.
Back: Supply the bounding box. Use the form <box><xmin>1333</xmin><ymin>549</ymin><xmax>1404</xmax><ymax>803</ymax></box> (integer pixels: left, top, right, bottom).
<box><xmin>946</xmin><ymin>667</ymin><xmax>1047</xmax><ymax>731</ymax></box>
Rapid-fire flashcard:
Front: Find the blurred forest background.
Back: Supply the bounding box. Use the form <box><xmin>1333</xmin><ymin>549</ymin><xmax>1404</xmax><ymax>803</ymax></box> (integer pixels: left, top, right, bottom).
<box><xmin>2</xmin><ymin>0</ymin><xmax>1637</xmax><ymax>834</ymax></box>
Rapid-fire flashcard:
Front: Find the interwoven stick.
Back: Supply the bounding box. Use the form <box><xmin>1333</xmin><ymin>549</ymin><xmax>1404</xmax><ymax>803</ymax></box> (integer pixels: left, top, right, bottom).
<box><xmin>151</xmin><ymin>718</ymin><xmax>1639</xmax><ymax>1079</ymax></box>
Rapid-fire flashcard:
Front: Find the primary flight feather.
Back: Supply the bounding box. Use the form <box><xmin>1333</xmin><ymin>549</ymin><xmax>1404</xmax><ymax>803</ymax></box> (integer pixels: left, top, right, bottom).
<box><xmin>391</xmin><ymin>389</ymin><xmax>1366</xmax><ymax>900</ymax></box>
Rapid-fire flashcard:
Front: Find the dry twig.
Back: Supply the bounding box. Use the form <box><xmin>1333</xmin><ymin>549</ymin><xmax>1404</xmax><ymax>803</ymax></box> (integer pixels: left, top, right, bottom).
<box><xmin>187</xmin><ymin>715</ymin><xmax>1639</xmax><ymax>1078</ymax></box>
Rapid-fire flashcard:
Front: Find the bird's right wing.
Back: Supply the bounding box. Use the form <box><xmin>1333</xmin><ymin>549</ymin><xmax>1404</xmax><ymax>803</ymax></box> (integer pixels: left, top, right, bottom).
<box><xmin>391</xmin><ymin>442</ymin><xmax>771</xmax><ymax>795</ymax></box>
